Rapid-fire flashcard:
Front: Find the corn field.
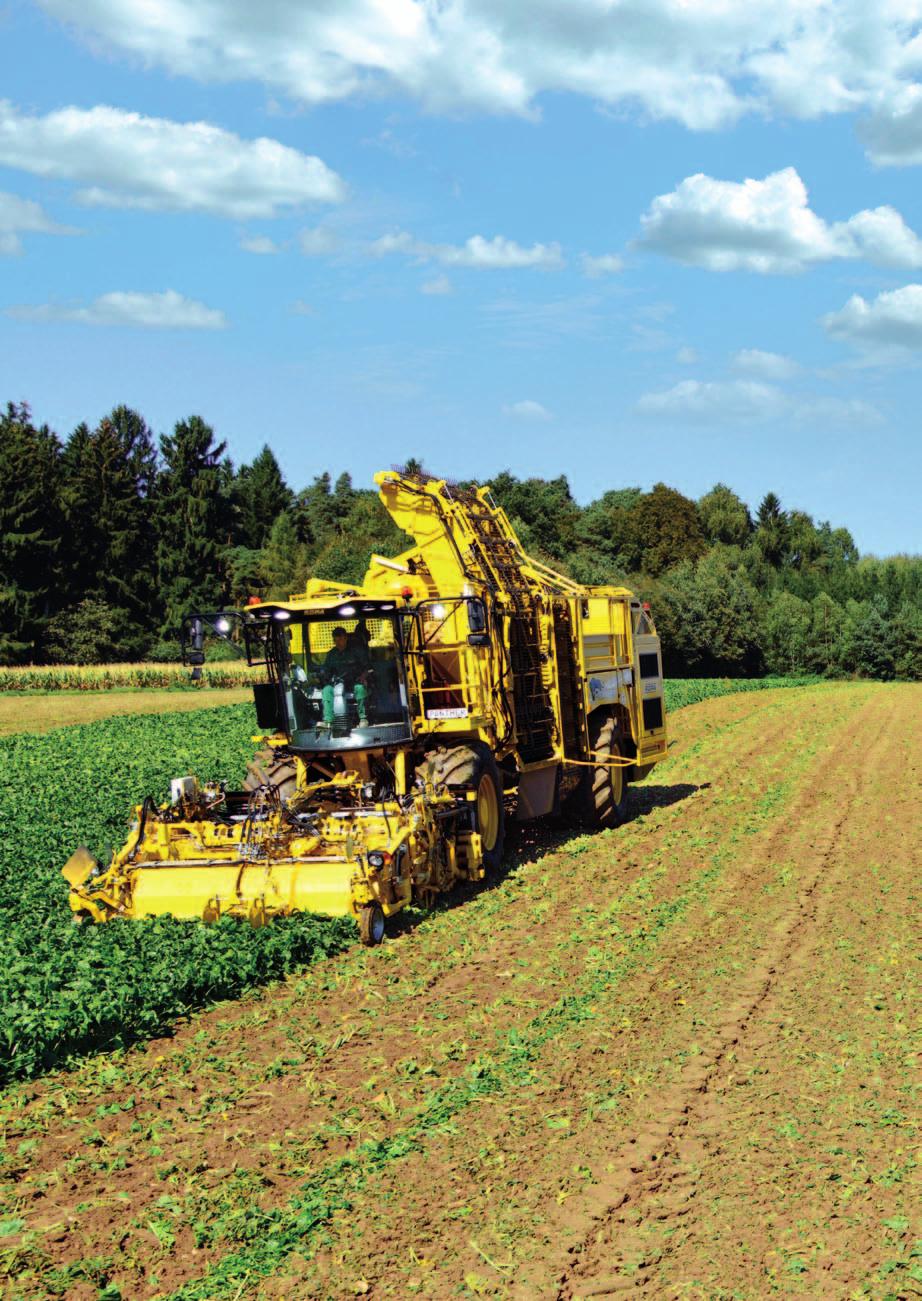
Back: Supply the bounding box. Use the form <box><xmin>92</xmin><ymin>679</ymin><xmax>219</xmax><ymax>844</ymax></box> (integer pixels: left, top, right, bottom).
<box><xmin>0</xmin><ymin>662</ymin><xmax>260</xmax><ymax>692</ymax></box>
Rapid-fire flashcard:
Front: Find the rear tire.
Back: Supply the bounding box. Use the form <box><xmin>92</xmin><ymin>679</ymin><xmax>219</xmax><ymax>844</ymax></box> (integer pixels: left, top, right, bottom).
<box><xmin>419</xmin><ymin>743</ymin><xmax>506</xmax><ymax>871</ymax></box>
<box><xmin>243</xmin><ymin>747</ymin><xmax>298</xmax><ymax>802</ymax></box>
<box><xmin>573</xmin><ymin>712</ymin><xmax>630</xmax><ymax>830</ymax></box>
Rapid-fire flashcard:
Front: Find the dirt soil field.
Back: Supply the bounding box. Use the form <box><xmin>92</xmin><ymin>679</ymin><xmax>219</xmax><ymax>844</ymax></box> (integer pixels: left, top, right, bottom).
<box><xmin>1</xmin><ymin>682</ymin><xmax>918</xmax><ymax>1300</ymax></box>
<box><xmin>0</xmin><ymin>688</ymin><xmax>251</xmax><ymax>738</ymax></box>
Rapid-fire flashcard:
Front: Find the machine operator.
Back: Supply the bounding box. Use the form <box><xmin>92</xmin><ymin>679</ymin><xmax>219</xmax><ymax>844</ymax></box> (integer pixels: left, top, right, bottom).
<box><xmin>320</xmin><ymin>626</ymin><xmax>370</xmax><ymax>727</ymax></box>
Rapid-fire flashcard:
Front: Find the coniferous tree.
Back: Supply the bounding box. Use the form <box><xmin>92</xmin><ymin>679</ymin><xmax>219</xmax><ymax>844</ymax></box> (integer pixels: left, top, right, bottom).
<box><xmin>155</xmin><ymin>416</ymin><xmax>228</xmax><ymax>637</ymax></box>
<box><xmin>892</xmin><ymin>602</ymin><xmax>922</xmax><ymax>680</ymax></box>
<box><xmin>755</xmin><ymin>491</ymin><xmax>789</xmax><ymax>567</ymax></box>
<box><xmin>311</xmin><ymin>493</ymin><xmax>411</xmax><ymax>586</ymax></box>
<box><xmin>4</xmin><ymin>396</ymin><xmax>922</xmax><ymax>680</ymax></box>
<box><xmin>0</xmin><ymin>403</ymin><xmax>63</xmax><ymax>663</ymax></box>
<box><xmin>261</xmin><ymin>511</ymin><xmax>304</xmax><ymax>599</ymax></box>
<box><xmin>292</xmin><ymin>472</ymin><xmax>337</xmax><ymax>552</ymax></box>
<box><xmin>234</xmin><ymin>445</ymin><xmax>293</xmax><ymax>549</ymax></box>
<box><xmin>60</xmin><ymin>406</ymin><xmax>158</xmax><ymax>657</ymax></box>
<box><xmin>838</xmin><ymin>599</ymin><xmax>895</xmax><ymax>679</ymax></box>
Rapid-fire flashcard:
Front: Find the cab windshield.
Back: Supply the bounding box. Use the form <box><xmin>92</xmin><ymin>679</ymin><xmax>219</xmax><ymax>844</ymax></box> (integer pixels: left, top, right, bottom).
<box><xmin>278</xmin><ymin>610</ymin><xmax>413</xmax><ymax>750</ymax></box>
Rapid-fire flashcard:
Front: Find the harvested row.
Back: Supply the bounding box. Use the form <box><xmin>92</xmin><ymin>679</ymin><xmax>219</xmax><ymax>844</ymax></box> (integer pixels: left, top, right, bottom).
<box><xmin>3</xmin><ymin>683</ymin><xmax>915</xmax><ymax>1301</ymax></box>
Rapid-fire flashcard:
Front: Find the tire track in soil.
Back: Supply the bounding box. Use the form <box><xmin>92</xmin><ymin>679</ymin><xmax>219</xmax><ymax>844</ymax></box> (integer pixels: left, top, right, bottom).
<box><xmin>0</xmin><ymin>686</ymin><xmax>860</xmax><ymax>1299</ymax></box>
<box><xmin>626</xmin><ymin>691</ymin><xmax>921</xmax><ymax>1299</ymax></box>
<box><xmin>557</xmin><ymin>686</ymin><xmax>907</xmax><ymax>1300</ymax></box>
<box><xmin>300</xmin><ymin>686</ymin><xmax>878</xmax><ymax>1298</ymax></box>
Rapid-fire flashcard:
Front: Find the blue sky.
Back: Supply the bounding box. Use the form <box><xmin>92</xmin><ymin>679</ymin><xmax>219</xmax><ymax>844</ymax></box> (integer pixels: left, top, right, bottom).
<box><xmin>2</xmin><ymin>0</ymin><xmax>921</xmax><ymax>554</ymax></box>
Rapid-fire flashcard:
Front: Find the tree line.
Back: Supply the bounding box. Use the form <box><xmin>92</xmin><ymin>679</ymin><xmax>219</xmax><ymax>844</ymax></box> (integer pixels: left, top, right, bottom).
<box><xmin>1</xmin><ymin>401</ymin><xmax>920</xmax><ymax>680</ymax></box>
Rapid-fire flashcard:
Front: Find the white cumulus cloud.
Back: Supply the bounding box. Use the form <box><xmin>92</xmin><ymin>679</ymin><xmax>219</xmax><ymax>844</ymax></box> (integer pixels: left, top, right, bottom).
<box><xmin>299</xmin><ymin>226</ymin><xmax>340</xmax><ymax>256</ymax></box>
<box><xmin>421</xmin><ymin>274</ymin><xmax>452</xmax><ymax>295</ymax></box>
<box><xmin>732</xmin><ymin>348</ymin><xmax>800</xmax><ymax>379</ymax></box>
<box><xmin>6</xmin><ymin>289</ymin><xmax>227</xmax><ymax>329</ymax></box>
<box><xmin>794</xmin><ymin>395</ymin><xmax>883</xmax><ymax>426</ymax></box>
<box><xmin>0</xmin><ymin>190</ymin><xmax>77</xmax><ymax>255</ymax></box>
<box><xmin>32</xmin><ymin>0</ymin><xmax>922</xmax><ymax>152</ymax></box>
<box><xmin>373</xmin><ymin>231</ymin><xmax>563</xmax><ymax>270</ymax></box>
<box><xmin>638</xmin><ymin>167</ymin><xmax>922</xmax><ymax>274</ymax></box>
<box><xmin>0</xmin><ymin>101</ymin><xmax>344</xmax><ymax>219</ymax></box>
<box><xmin>860</xmin><ymin>85</ymin><xmax>922</xmax><ymax>166</ymax></box>
<box><xmin>823</xmin><ymin>284</ymin><xmax>922</xmax><ymax>352</ymax></box>
<box><xmin>240</xmin><ymin>234</ymin><xmax>282</xmax><ymax>254</ymax></box>
<box><xmin>636</xmin><ymin>378</ymin><xmax>786</xmax><ymax>422</ymax></box>
<box><xmin>503</xmin><ymin>399</ymin><xmax>552</xmax><ymax>421</ymax></box>
<box><xmin>581</xmin><ymin>252</ymin><xmax>623</xmax><ymax>277</ymax></box>
<box><xmin>636</xmin><ymin>375</ymin><xmax>881</xmax><ymax>425</ymax></box>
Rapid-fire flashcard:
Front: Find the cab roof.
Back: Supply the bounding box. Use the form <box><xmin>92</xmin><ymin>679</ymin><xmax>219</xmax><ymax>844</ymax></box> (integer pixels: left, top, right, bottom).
<box><xmin>244</xmin><ymin>595</ymin><xmax>401</xmax><ymax>620</ymax></box>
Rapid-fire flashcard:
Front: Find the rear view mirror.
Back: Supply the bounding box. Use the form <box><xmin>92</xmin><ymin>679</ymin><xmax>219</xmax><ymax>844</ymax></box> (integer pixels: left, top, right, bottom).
<box><xmin>253</xmin><ymin>683</ymin><xmax>285</xmax><ymax>731</ymax></box>
<box><xmin>186</xmin><ymin>617</ymin><xmax>205</xmax><ymax>668</ymax></box>
<box><xmin>467</xmin><ymin>598</ymin><xmax>487</xmax><ymax>632</ymax></box>
<box><xmin>467</xmin><ymin>596</ymin><xmax>489</xmax><ymax>646</ymax></box>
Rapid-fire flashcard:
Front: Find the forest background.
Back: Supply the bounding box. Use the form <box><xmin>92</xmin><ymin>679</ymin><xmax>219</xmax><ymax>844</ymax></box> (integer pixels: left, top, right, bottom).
<box><xmin>2</xmin><ymin>401</ymin><xmax>920</xmax><ymax>680</ymax></box>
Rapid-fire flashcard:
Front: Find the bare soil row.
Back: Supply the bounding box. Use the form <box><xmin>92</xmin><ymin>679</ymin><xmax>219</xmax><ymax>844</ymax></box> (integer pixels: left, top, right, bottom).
<box><xmin>2</xmin><ymin>683</ymin><xmax>918</xmax><ymax>1300</ymax></box>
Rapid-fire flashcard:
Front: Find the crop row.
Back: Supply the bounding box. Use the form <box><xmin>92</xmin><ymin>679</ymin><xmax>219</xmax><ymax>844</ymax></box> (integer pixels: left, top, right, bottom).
<box><xmin>0</xmin><ymin>663</ymin><xmax>259</xmax><ymax>692</ymax></box>
<box><xmin>664</xmin><ymin>675</ymin><xmax>819</xmax><ymax>709</ymax></box>
<box><xmin>0</xmin><ymin>677</ymin><xmax>818</xmax><ymax>1087</ymax></box>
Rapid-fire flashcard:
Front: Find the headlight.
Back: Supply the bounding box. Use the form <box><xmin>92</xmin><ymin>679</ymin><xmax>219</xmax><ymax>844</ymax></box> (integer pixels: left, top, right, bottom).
<box><xmin>367</xmin><ymin>851</ymin><xmax>386</xmax><ymax>869</ymax></box>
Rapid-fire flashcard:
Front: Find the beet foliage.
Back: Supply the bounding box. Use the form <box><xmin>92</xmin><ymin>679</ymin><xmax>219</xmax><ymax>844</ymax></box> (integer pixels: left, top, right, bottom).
<box><xmin>0</xmin><ymin>704</ymin><xmax>352</xmax><ymax>1085</ymax></box>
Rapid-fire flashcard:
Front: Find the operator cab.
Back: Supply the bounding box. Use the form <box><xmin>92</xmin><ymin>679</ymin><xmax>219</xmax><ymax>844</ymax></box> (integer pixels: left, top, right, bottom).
<box><xmin>260</xmin><ymin>601</ymin><xmax>414</xmax><ymax>751</ymax></box>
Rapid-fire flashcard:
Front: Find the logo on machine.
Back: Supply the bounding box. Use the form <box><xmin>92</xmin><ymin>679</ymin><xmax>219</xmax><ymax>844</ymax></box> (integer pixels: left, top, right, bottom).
<box><xmin>426</xmin><ymin>707</ymin><xmax>469</xmax><ymax>719</ymax></box>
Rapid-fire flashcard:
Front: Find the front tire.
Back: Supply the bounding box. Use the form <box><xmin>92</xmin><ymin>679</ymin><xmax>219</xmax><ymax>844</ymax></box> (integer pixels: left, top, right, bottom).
<box><xmin>419</xmin><ymin>743</ymin><xmax>506</xmax><ymax>871</ymax></box>
<box><xmin>244</xmin><ymin>747</ymin><xmax>298</xmax><ymax>802</ymax></box>
<box><xmin>359</xmin><ymin>902</ymin><xmax>385</xmax><ymax>946</ymax></box>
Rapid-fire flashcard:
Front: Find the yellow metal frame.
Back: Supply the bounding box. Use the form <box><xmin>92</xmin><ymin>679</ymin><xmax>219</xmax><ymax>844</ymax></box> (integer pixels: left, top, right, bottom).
<box><xmin>64</xmin><ymin>469</ymin><xmax>668</xmax><ymax>938</ymax></box>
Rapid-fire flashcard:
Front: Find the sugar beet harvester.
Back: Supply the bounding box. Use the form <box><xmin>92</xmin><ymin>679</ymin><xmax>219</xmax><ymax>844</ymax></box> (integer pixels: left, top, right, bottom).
<box><xmin>63</xmin><ymin>470</ymin><xmax>669</xmax><ymax>945</ymax></box>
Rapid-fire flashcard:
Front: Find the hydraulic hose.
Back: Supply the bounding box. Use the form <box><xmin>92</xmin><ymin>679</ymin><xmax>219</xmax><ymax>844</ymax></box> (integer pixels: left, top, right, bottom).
<box><xmin>127</xmin><ymin>796</ymin><xmax>157</xmax><ymax>862</ymax></box>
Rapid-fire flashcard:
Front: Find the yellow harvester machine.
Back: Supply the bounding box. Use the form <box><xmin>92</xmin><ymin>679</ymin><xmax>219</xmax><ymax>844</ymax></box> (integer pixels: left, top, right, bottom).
<box><xmin>64</xmin><ymin>469</ymin><xmax>668</xmax><ymax>944</ymax></box>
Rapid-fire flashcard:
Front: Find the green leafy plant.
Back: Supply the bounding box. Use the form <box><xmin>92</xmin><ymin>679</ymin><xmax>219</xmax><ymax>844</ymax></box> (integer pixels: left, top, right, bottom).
<box><xmin>0</xmin><ymin>703</ymin><xmax>352</xmax><ymax>1085</ymax></box>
